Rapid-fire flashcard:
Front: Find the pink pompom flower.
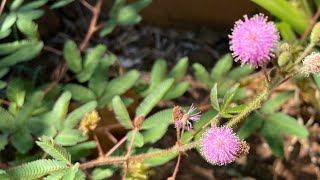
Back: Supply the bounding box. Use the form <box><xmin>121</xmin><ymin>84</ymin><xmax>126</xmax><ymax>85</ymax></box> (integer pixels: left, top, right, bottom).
<box><xmin>229</xmin><ymin>14</ymin><xmax>280</xmax><ymax>68</ymax></box>
<box><xmin>200</xmin><ymin>127</ymin><xmax>240</xmax><ymax>166</ymax></box>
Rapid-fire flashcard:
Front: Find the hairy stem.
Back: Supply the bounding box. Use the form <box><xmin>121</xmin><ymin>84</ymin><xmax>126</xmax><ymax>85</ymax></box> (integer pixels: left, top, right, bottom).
<box><xmin>226</xmin><ymin>86</ymin><xmax>270</xmax><ymax>128</ymax></box>
<box><xmin>79</xmin><ymin>140</ymin><xmax>200</xmax><ymax>169</ymax></box>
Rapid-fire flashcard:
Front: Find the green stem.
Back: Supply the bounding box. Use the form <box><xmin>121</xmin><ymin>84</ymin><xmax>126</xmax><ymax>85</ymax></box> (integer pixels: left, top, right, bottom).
<box><xmin>79</xmin><ymin>140</ymin><xmax>200</xmax><ymax>169</ymax></box>
<box><xmin>226</xmin><ymin>86</ymin><xmax>270</xmax><ymax>128</ymax></box>
<box><xmin>296</xmin><ymin>42</ymin><xmax>315</xmax><ymax>64</ymax></box>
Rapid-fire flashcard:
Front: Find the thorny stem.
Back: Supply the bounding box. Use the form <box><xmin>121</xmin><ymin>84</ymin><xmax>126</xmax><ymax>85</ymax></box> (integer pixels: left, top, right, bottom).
<box><xmin>226</xmin><ymin>86</ymin><xmax>270</xmax><ymax>128</ymax></box>
<box><xmin>79</xmin><ymin>140</ymin><xmax>200</xmax><ymax>169</ymax></box>
<box><xmin>300</xmin><ymin>7</ymin><xmax>320</xmax><ymax>42</ymax></box>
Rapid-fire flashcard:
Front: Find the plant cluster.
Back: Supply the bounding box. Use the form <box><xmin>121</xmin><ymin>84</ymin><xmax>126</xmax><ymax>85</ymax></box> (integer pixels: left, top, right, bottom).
<box><xmin>0</xmin><ymin>0</ymin><xmax>319</xmax><ymax>179</ymax></box>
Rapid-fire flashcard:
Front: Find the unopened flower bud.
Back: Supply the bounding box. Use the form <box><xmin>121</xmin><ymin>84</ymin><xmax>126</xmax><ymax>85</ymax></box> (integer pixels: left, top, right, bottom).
<box><xmin>235</xmin><ymin>140</ymin><xmax>250</xmax><ymax>158</ymax></box>
<box><xmin>310</xmin><ymin>22</ymin><xmax>320</xmax><ymax>43</ymax></box>
<box><xmin>302</xmin><ymin>52</ymin><xmax>320</xmax><ymax>76</ymax></box>
<box><xmin>280</xmin><ymin>43</ymin><xmax>290</xmax><ymax>52</ymax></box>
<box><xmin>278</xmin><ymin>51</ymin><xmax>292</xmax><ymax>66</ymax></box>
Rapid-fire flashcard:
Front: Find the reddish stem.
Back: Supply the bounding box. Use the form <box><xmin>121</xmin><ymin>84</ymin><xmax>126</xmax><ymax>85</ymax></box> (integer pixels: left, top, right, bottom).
<box><xmin>106</xmin><ymin>135</ymin><xmax>128</xmax><ymax>157</ymax></box>
<box><xmin>80</xmin><ymin>0</ymin><xmax>103</xmax><ymax>51</ymax></box>
<box><xmin>122</xmin><ymin>127</ymin><xmax>138</xmax><ymax>179</ymax></box>
<box><xmin>0</xmin><ymin>0</ymin><xmax>6</xmax><ymax>16</ymax></box>
<box><xmin>93</xmin><ymin>133</ymin><xmax>105</xmax><ymax>158</ymax></box>
<box><xmin>300</xmin><ymin>7</ymin><xmax>320</xmax><ymax>42</ymax></box>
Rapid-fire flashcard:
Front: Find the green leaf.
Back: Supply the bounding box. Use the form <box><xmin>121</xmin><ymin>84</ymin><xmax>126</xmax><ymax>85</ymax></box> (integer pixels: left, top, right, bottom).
<box><xmin>211</xmin><ymin>54</ymin><xmax>232</xmax><ymax>81</ymax></box>
<box><xmin>92</xmin><ymin>166</ymin><xmax>116</xmax><ymax>180</ymax></box>
<box><xmin>313</xmin><ymin>74</ymin><xmax>320</xmax><ymax>88</ymax></box>
<box><xmin>1</xmin><ymin>13</ymin><xmax>17</xmax><ymax>32</ymax></box>
<box><xmin>0</xmin><ymin>106</ymin><xmax>16</xmax><ymax>132</ymax></box>
<box><xmin>0</xmin><ymin>40</ymin><xmax>32</xmax><ymax>55</ymax></box>
<box><xmin>224</xmin><ymin>105</ymin><xmax>246</xmax><ymax>114</ymax></box>
<box><xmin>221</xmin><ymin>83</ymin><xmax>239</xmax><ymax>111</ymax></box>
<box><xmin>16</xmin><ymin>18</ymin><xmax>39</xmax><ymax>40</ymax></box>
<box><xmin>192</xmin><ymin>63</ymin><xmax>211</xmax><ymax>87</ymax></box>
<box><xmin>76</xmin><ymin>44</ymin><xmax>106</xmax><ymax>82</ymax></box>
<box><xmin>227</xmin><ymin>65</ymin><xmax>253</xmax><ymax>80</ymax></box>
<box><xmin>63</xmin><ymin>101</ymin><xmax>97</xmax><ymax>129</ymax></box>
<box><xmin>19</xmin><ymin>0</ymin><xmax>48</xmax><ymax>10</ymax></box>
<box><xmin>168</xmin><ymin>57</ymin><xmax>188</xmax><ymax>80</ymax></box>
<box><xmin>127</xmin><ymin>131</ymin><xmax>144</xmax><ymax>148</ymax></box>
<box><xmin>140</xmin><ymin>108</ymin><xmax>172</xmax><ymax>130</ymax></box>
<box><xmin>88</xmin><ymin>54</ymin><xmax>115</xmax><ymax>97</ymax></box>
<box><xmin>55</xmin><ymin>129</ymin><xmax>88</xmax><ymax>146</ymax></box>
<box><xmin>210</xmin><ymin>83</ymin><xmax>220</xmax><ymax>111</ymax></box>
<box><xmin>64</xmin><ymin>84</ymin><xmax>96</xmax><ymax>102</ymax></box>
<box><xmin>7</xmin><ymin>78</ymin><xmax>26</xmax><ymax>107</ymax></box>
<box><xmin>62</xmin><ymin>162</ymin><xmax>79</xmax><ymax>180</ymax></box>
<box><xmin>0</xmin><ymin>41</ymin><xmax>43</xmax><ymax>69</ymax></box>
<box><xmin>142</xmin><ymin>124</ymin><xmax>168</xmax><ymax>144</ymax></box>
<box><xmin>0</xmin><ymin>81</ymin><xmax>6</xmax><ymax>89</ymax></box>
<box><xmin>116</xmin><ymin>6</ymin><xmax>141</xmax><ymax>26</ymax></box>
<box><xmin>50</xmin><ymin>91</ymin><xmax>72</xmax><ymax>130</ymax></box>
<box><xmin>0</xmin><ymin>29</ymin><xmax>11</xmax><ymax>39</ymax></box>
<box><xmin>276</xmin><ymin>22</ymin><xmax>296</xmax><ymax>41</ymax></box>
<box><xmin>36</xmin><ymin>136</ymin><xmax>71</xmax><ymax>165</ymax></box>
<box><xmin>6</xmin><ymin>159</ymin><xmax>68</xmax><ymax>180</ymax></box>
<box><xmin>10</xmin><ymin>128</ymin><xmax>33</xmax><ymax>154</ymax></box>
<box><xmin>98</xmin><ymin>70</ymin><xmax>139</xmax><ymax>107</ymax></box>
<box><xmin>262</xmin><ymin>121</ymin><xmax>284</xmax><ymax>157</ymax></box>
<box><xmin>143</xmin><ymin>148</ymin><xmax>177</xmax><ymax>167</ymax></box>
<box><xmin>51</xmin><ymin>0</ymin><xmax>74</xmax><ymax>9</ymax></box>
<box><xmin>66</xmin><ymin>141</ymin><xmax>96</xmax><ymax>161</ymax></box>
<box><xmin>112</xmin><ymin>96</ymin><xmax>133</xmax><ymax>129</ymax></box>
<box><xmin>136</xmin><ymin>79</ymin><xmax>174</xmax><ymax>117</ymax></box>
<box><xmin>163</xmin><ymin>81</ymin><xmax>189</xmax><ymax>100</ymax></box>
<box><xmin>17</xmin><ymin>9</ymin><xmax>44</xmax><ymax>20</ymax></box>
<box><xmin>142</xmin><ymin>59</ymin><xmax>167</xmax><ymax>96</ymax></box>
<box><xmin>266</xmin><ymin>113</ymin><xmax>309</xmax><ymax>138</ymax></box>
<box><xmin>63</xmin><ymin>40</ymin><xmax>82</xmax><ymax>73</ymax></box>
<box><xmin>252</xmin><ymin>0</ymin><xmax>309</xmax><ymax>34</ymax></box>
<box><xmin>238</xmin><ymin>112</ymin><xmax>264</xmax><ymax>139</ymax></box>
<box><xmin>44</xmin><ymin>170</ymin><xmax>66</xmax><ymax>180</ymax></box>
<box><xmin>99</xmin><ymin>20</ymin><xmax>116</xmax><ymax>37</ymax></box>
<box><xmin>11</xmin><ymin>0</ymin><xmax>24</xmax><ymax>10</ymax></box>
<box><xmin>0</xmin><ymin>134</ymin><xmax>8</xmax><ymax>151</ymax></box>
<box><xmin>261</xmin><ymin>90</ymin><xmax>294</xmax><ymax>114</ymax></box>
<box><xmin>15</xmin><ymin>91</ymin><xmax>44</xmax><ymax>126</ymax></box>
<box><xmin>0</xmin><ymin>68</ymin><xmax>9</xmax><ymax>78</ymax></box>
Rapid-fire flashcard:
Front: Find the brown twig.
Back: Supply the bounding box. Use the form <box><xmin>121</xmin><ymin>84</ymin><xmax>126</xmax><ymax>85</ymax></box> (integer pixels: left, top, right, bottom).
<box><xmin>43</xmin><ymin>46</ymin><xmax>62</xmax><ymax>56</ymax></box>
<box><xmin>80</xmin><ymin>0</ymin><xmax>94</xmax><ymax>11</ymax></box>
<box><xmin>80</xmin><ymin>0</ymin><xmax>103</xmax><ymax>51</ymax></box>
<box><xmin>93</xmin><ymin>133</ymin><xmax>105</xmax><ymax>158</ymax></box>
<box><xmin>300</xmin><ymin>7</ymin><xmax>320</xmax><ymax>42</ymax></box>
<box><xmin>0</xmin><ymin>0</ymin><xmax>6</xmax><ymax>16</ymax></box>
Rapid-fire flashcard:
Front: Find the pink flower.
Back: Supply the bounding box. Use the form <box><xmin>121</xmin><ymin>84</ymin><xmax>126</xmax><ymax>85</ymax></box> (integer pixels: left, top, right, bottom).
<box><xmin>200</xmin><ymin>127</ymin><xmax>240</xmax><ymax>166</ymax></box>
<box><xmin>175</xmin><ymin>104</ymin><xmax>201</xmax><ymax>130</ymax></box>
<box><xmin>229</xmin><ymin>14</ymin><xmax>279</xmax><ymax>68</ymax></box>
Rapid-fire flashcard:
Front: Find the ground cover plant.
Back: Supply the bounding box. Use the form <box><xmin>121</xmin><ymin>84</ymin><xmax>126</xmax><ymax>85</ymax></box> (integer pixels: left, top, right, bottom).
<box><xmin>0</xmin><ymin>0</ymin><xmax>319</xmax><ymax>179</ymax></box>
